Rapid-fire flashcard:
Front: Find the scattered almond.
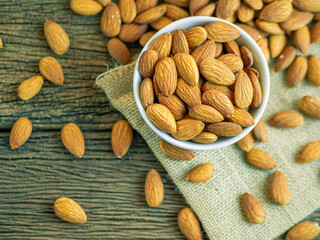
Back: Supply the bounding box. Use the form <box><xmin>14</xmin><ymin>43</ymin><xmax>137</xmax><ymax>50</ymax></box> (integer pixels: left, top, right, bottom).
<box><xmin>259</xmin><ymin>1</ymin><xmax>293</xmax><ymax>23</ymax></box>
<box><xmin>159</xmin><ymin>139</ymin><xmax>195</xmax><ymax>160</ymax></box>
<box><xmin>286</xmin><ymin>56</ymin><xmax>308</xmax><ymax>88</ymax></box>
<box><xmin>10</xmin><ymin>117</ymin><xmax>32</xmax><ymax>150</ymax></box>
<box><xmin>299</xmin><ymin>141</ymin><xmax>320</xmax><ymax>163</ymax></box>
<box><xmin>280</xmin><ymin>11</ymin><xmax>314</xmax><ymax>31</ymax></box>
<box><xmin>18</xmin><ymin>76</ymin><xmax>43</xmax><ymax>100</ymax></box>
<box><xmin>119</xmin><ymin>0</ymin><xmax>137</xmax><ymax>24</ymax></box>
<box><xmin>150</xmin><ymin>16</ymin><xmax>173</xmax><ymax>31</ymax></box>
<box><xmin>246</xmin><ymin>148</ymin><xmax>276</xmax><ymax>169</ymax></box>
<box><xmin>39</xmin><ymin>56</ymin><xmax>64</xmax><ymax>85</ymax></box>
<box><xmin>269</xmin><ymin>110</ymin><xmax>304</xmax><ymax>128</ymax></box>
<box><xmin>237</xmin><ymin>131</ymin><xmax>254</xmax><ymax>152</ymax></box>
<box><xmin>54</xmin><ymin>197</ymin><xmax>87</xmax><ymax>224</ymax></box>
<box><xmin>177</xmin><ymin>208</ymin><xmax>202</xmax><ymax>240</ymax></box>
<box><xmin>298</xmin><ymin>96</ymin><xmax>320</xmax><ymax>120</ymax></box>
<box><xmin>100</xmin><ymin>3</ymin><xmax>121</xmax><ymax>38</ymax></box>
<box><xmin>61</xmin><ymin>123</ymin><xmax>85</xmax><ymax>158</ymax></box>
<box><xmin>275</xmin><ymin>45</ymin><xmax>296</xmax><ymax>72</ymax></box>
<box><xmin>253</xmin><ymin>118</ymin><xmax>267</xmax><ymax>142</ymax></box>
<box><xmin>107</xmin><ymin>38</ymin><xmax>132</xmax><ymax>65</ymax></box>
<box><xmin>165</xmin><ymin>4</ymin><xmax>189</xmax><ymax>21</ymax></box>
<box><xmin>134</xmin><ymin>5</ymin><xmax>167</xmax><ymax>24</ymax></box>
<box><xmin>70</xmin><ymin>0</ymin><xmax>103</xmax><ymax>15</ymax></box>
<box><xmin>44</xmin><ymin>20</ymin><xmax>70</xmax><ymax>55</ymax></box>
<box><xmin>145</xmin><ymin>169</ymin><xmax>164</xmax><ymax>207</ymax></box>
<box><xmin>307</xmin><ymin>55</ymin><xmax>320</xmax><ymax>86</ymax></box>
<box><xmin>187</xmin><ymin>163</ymin><xmax>214</xmax><ymax>183</ymax></box>
<box><xmin>118</xmin><ymin>23</ymin><xmax>148</xmax><ymax>43</ymax></box>
<box><xmin>269</xmin><ymin>34</ymin><xmax>287</xmax><ymax>58</ymax></box>
<box><xmin>292</xmin><ymin>26</ymin><xmax>310</xmax><ymax>55</ymax></box>
<box><xmin>111</xmin><ymin>120</ymin><xmax>133</xmax><ymax>158</ymax></box>
<box><xmin>139</xmin><ymin>31</ymin><xmax>157</xmax><ymax>47</ymax></box>
<box><xmin>241</xmin><ymin>192</ymin><xmax>265</xmax><ymax>224</ymax></box>
<box><xmin>286</xmin><ymin>221</ymin><xmax>320</xmax><ymax>240</ymax></box>
<box><xmin>310</xmin><ymin>21</ymin><xmax>320</xmax><ymax>43</ymax></box>
<box><xmin>270</xmin><ymin>170</ymin><xmax>290</xmax><ymax>205</ymax></box>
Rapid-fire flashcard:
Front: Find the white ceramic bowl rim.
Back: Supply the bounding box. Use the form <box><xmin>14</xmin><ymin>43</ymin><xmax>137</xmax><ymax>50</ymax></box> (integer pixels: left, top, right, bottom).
<box><xmin>133</xmin><ymin>16</ymin><xmax>270</xmax><ymax>151</ymax></box>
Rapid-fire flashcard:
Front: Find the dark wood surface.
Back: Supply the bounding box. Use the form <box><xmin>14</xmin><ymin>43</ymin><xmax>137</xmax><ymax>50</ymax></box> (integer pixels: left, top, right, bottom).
<box><xmin>0</xmin><ymin>1</ymin><xmax>318</xmax><ymax>239</ymax></box>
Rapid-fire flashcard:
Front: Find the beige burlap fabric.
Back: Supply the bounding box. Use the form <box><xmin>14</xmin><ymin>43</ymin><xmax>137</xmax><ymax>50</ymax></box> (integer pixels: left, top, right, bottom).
<box><xmin>96</xmin><ymin>43</ymin><xmax>320</xmax><ymax>240</ymax></box>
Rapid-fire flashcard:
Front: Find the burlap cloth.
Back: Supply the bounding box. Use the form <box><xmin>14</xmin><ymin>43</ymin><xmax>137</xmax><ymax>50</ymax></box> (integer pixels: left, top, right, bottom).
<box><xmin>96</xmin><ymin>43</ymin><xmax>320</xmax><ymax>239</ymax></box>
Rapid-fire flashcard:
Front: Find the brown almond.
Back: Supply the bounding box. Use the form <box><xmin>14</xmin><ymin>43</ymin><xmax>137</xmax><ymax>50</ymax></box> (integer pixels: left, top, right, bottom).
<box><xmin>293</xmin><ymin>26</ymin><xmax>310</xmax><ymax>55</ymax></box>
<box><xmin>150</xmin><ymin>17</ymin><xmax>173</xmax><ymax>31</ymax></box>
<box><xmin>149</xmin><ymin>32</ymin><xmax>172</xmax><ymax>58</ymax></box>
<box><xmin>256</xmin><ymin>19</ymin><xmax>284</xmax><ymax>35</ymax></box>
<box><xmin>215</xmin><ymin>0</ymin><xmax>241</xmax><ymax>19</ymax></box>
<box><xmin>310</xmin><ymin>21</ymin><xmax>320</xmax><ymax>43</ymax></box>
<box><xmin>54</xmin><ymin>197</ymin><xmax>87</xmax><ymax>224</ymax></box>
<box><xmin>146</xmin><ymin>104</ymin><xmax>177</xmax><ymax>133</ymax></box>
<box><xmin>275</xmin><ymin>45</ymin><xmax>296</xmax><ymax>72</ymax></box>
<box><xmin>119</xmin><ymin>0</ymin><xmax>137</xmax><ymax>23</ymax></box>
<box><xmin>171</xmin><ymin>119</ymin><xmax>205</xmax><ymax>141</ymax></box>
<box><xmin>253</xmin><ymin>118</ymin><xmax>267</xmax><ymax>142</ymax></box>
<box><xmin>228</xmin><ymin>107</ymin><xmax>255</xmax><ymax>127</ymax></box>
<box><xmin>135</xmin><ymin>5</ymin><xmax>167</xmax><ymax>24</ymax></box>
<box><xmin>164</xmin><ymin>0</ymin><xmax>189</xmax><ymax>8</ymax></box>
<box><xmin>292</xmin><ymin>0</ymin><xmax>320</xmax><ymax>12</ymax></box>
<box><xmin>224</xmin><ymin>40</ymin><xmax>241</xmax><ymax>56</ymax></box>
<box><xmin>237</xmin><ymin>2</ymin><xmax>255</xmax><ymax>23</ymax></box>
<box><xmin>139</xmin><ymin>31</ymin><xmax>157</xmax><ymax>47</ymax></box>
<box><xmin>269</xmin><ymin>34</ymin><xmax>287</xmax><ymax>58</ymax></box>
<box><xmin>256</xmin><ymin>37</ymin><xmax>270</xmax><ymax>63</ymax></box>
<box><xmin>280</xmin><ymin>11</ymin><xmax>314</xmax><ymax>31</ymax></box>
<box><xmin>202</xmin><ymin>90</ymin><xmax>235</xmax><ymax>118</ymax></box>
<box><xmin>207</xmin><ymin>122</ymin><xmax>242</xmax><ymax>137</ymax></box>
<box><xmin>270</xmin><ymin>171</ymin><xmax>290</xmax><ymax>205</ymax></box>
<box><xmin>286</xmin><ymin>221</ymin><xmax>320</xmax><ymax>240</ymax></box>
<box><xmin>165</xmin><ymin>4</ymin><xmax>189</xmax><ymax>20</ymax></box>
<box><xmin>61</xmin><ymin>123</ymin><xmax>85</xmax><ymax>158</ymax></box>
<box><xmin>195</xmin><ymin>3</ymin><xmax>216</xmax><ymax>16</ymax></box>
<box><xmin>159</xmin><ymin>94</ymin><xmax>186</xmax><ymax>121</ymax></box>
<box><xmin>189</xmin><ymin>104</ymin><xmax>224</xmax><ymax>123</ymax></box>
<box><xmin>138</xmin><ymin>50</ymin><xmax>158</xmax><ymax>78</ymax></box>
<box><xmin>217</xmin><ymin>54</ymin><xmax>244</xmax><ymax>73</ymax></box>
<box><xmin>191</xmin><ymin>40</ymin><xmax>216</xmax><ymax>66</ymax></box>
<box><xmin>70</xmin><ymin>0</ymin><xmax>103</xmax><ymax>15</ymax></box>
<box><xmin>159</xmin><ymin>139</ymin><xmax>195</xmax><ymax>160</ymax></box>
<box><xmin>107</xmin><ymin>38</ymin><xmax>132</xmax><ymax>65</ymax></box>
<box><xmin>307</xmin><ymin>55</ymin><xmax>320</xmax><ymax>86</ymax></box>
<box><xmin>136</xmin><ymin>0</ymin><xmax>157</xmax><ymax>14</ymax></box>
<box><xmin>237</xmin><ymin>132</ymin><xmax>254</xmax><ymax>152</ymax></box>
<box><xmin>97</xmin><ymin>0</ymin><xmax>110</xmax><ymax>6</ymax></box>
<box><xmin>189</xmin><ymin>0</ymin><xmax>210</xmax><ymax>16</ymax></box>
<box><xmin>244</xmin><ymin>67</ymin><xmax>259</xmax><ymax>79</ymax></box>
<box><xmin>101</xmin><ymin>3</ymin><xmax>121</xmax><ymax>38</ymax></box>
<box><xmin>140</xmin><ymin>78</ymin><xmax>154</xmax><ymax>109</ymax></box>
<box><xmin>202</xmin><ymin>82</ymin><xmax>235</xmax><ymax>103</ymax></box>
<box><xmin>299</xmin><ymin>141</ymin><xmax>320</xmax><ymax>163</ymax></box>
<box><xmin>111</xmin><ymin>120</ymin><xmax>133</xmax><ymax>158</ymax></box>
<box><xmin>246</xmin><ymin>148</ymin><xmax>276</xmax><ymax>169</ymax></box>
<box><xmin>178</xmin><ymin>208</ymin><xmax>202</xmax><ymax>240</ymax></box>
<box><xmin>191</xmin><ymin>132</ymin><xmax>218</xmax><ymax>144</ymax></box>
<box><xmin>240</xmin><ymin>46</ymin><xmax>254</xmax><ymax>67</ymax></box>
<box><xmin>269</xmin><ymin>110</ymin><xmax>304</xmax><ymax>128</ymax></box>
<box><xmin>215</xmin><ymin>43</ymin><xmax>224</xmax><ymax>58</ymax></box>
<box><xmin>118</xmin><ymin>23</ymin><xmax>148</xmax><ymax>43</ymax></box>
<box><xmin>18</xmin><ymin>76</ymin><xmax>43</xmax><ymax>101</ymax></box>
<box><xmin>248</xmin><ymin>71</ymin><xmax>262</xmax><ymax>108</ymax></box>
<box><xmin>176</xmin><ymin>78</ymin><xmax>202</xmax><ymax>107</ymax></box>
<box><xmin>185</xmin><ymin>26</ymin><xmax>208</xmax><ymax>48</ymax></box>
<box><xmin>173</xmin><ymin>53</ymin><xmax>199</xmax><ymax>86</ymax></box>
<box><xmin>171</xmin><ymin>29</ymin><xmax>189</xmax><ymax>55</ymax></box>
<box><xmin>205</xmin><ymin>21</ymin><xmax>241</xmax><ymax>42</ymax></box>
<box><xmin>244</xmin><ymin>0</ymin><xmax>263</xmax><ymax>10</ymax></box>
<box><xmin>259</xmin><ymin>1</ymin><xmax>293</xmax><ymax>23</ymax></box>
<box><xmin>298</xmin><ymin>96</ymin><xmax>320</xmax><ymax>120</ymax></box>
<box><xmin>187</xmin><ymin>163</ymin><xmax>214</xmax><ymax>183</ymax></box>
<box><xmin>44</xmin><ymin>20</ymin><xmax>70</xmax><ymax>55</ymax></box>
<box><xmin>10</xmin><ymin>117</ymin><xmax>32</xmax><ymax>150</ymax></box>
<box><xmin>234</xmin><ymin>71</ymin><xmax>253</xmax><ymax>109</ymax></box>
<box><xmin>236</xmin><ymin>23</ymin><xmax>261</xmax><ymax>42</ymax></box>
<box><xmin>154</xmin><ymin>57</ymin><xmax>177</xmax><ymax>96</ymax></box>
<box><xmin>241</xmin><ymin>193</ymin><xmax>265</xmax><ymax>224</ymax></box>
<box><xmin>39</xmin><ymin>56</ymin><xmax>64</xmax><ymax>85</ymax></box>
<box><xmin>145</xmin><ymin>169</ymin><xmax>164</xmax><ymax>207</ymax></box>
<box><xmin>286</xmin><ymin>56</ymin><xmax>308</xmax><ymax>88</ymax></box>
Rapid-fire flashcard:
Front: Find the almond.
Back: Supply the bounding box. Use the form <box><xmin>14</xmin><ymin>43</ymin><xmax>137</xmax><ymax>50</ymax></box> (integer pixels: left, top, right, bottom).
<box><xmin>244</xmin><ymin>0</ymin><xmax>263</xmax><ymax>10</ymax></box>
<box><xmin>205</xmin><ymin>21</ymin><xmax>241</xmax><ymax>42</ymax></box>
<box><xmin>176</xmin><ymin>78</ymin><xmax>202</xmax><ymax>107</ymax></box>
<box><xmin>286</xmin><ymin>56</ymin><xmax>308</xmax><ymax>88</ymax></box>
<box><xmin>241</xmin><ymin>193</ymin><xmax>265</xmax><ymax>224</ymax></box>
<box><xmin>149</xmin><ymin>32</ymin><xmax>172</xmax><ymax>58</ymax></box>
<box><xmin>269</xmin><ymin>110</ymin><xmax>304</xmax><ymax>128</ymax></box>
<box><xmin>171</xmin><ymin>29</ymin><xmax>189</xmax><ymax>56</ymax></box>
<box><xmin>150</xmin><ymin>17</ymin><xmax>173</xmax><ymax>31</ymax></box>
<box><xmin>293</xmin><ymin>26</ymin><xmax>310</xmax><ymax>55</ymax></box>
<box><xmin>139</xmin><ymin>31</ymin><xmax>157</xmax><ymax>47</ymax></box>
<box><xmin>97</xmin><ymin>0</ymin><xmax>110</xmax><ymax>6</ymax></box>
<box><xmin>70</xmin><ymin>0</ymin><xmax>103</xmax><ymax>15</ymax></box>
<box><xmin>310</xmin><ymin>21</ymin><xmax>320</xmax><ymax>43</ymax></box>
<box><xmin>237</xmin><ymin>2</ymin><xmax>255</xmax><ymax>23</ymax></box>
<box><xmin>189</xmin><ymin>0</ymin><xmax>210</xmax><ymax>16</ymax></box>
<box><xmin>195</xmin><ymin>3</ymin><xmax>216</xmax><ymax>16</ymax></box>
<box><xmin>136</xmin><ymin>0</ymin><xmax>157</xmax><ymax>14</ymax></box>
<box><xmin>243</xmin><ymin>67</ymin><xmax>259</xmax><ymax>79</ymax></box>
<box><xmin>248</xmin><ymin>71</ymin><xmax>262</xmax><ymax>108</ymax></box>
<box><xmin>191</xmin><ymin>40</ymin><xmax>216</xmax><ymax>66</ymax></box>
<box><xmin>154</xmin><ymin>57</ymin><xmax>177</xmax><ymax>96</ymax></box>
<box><xmin>217</xmin><ymin>53</ymin><xmax>244</xmax><ymax>73</ymax></box>
<box><xmin>275</xmin><ymin>45</ymin><xmax>296</xmax><ymax>72</ymax></box>
<box><xmin>18</xmin><ymin>76</ymin><xmax>43</xmax><ymax>101</ymax></box>
<box><xmin>286</xmin><ymin>221</ymin><xmax>320</xmax><ymax>240</ymax></box>
<box><xmin>185</xmin><ymin>26</ymin><xmax>207</xmax><ymax>48</ymax></box>
<box><xmin>10</xmin><ymin>117</ymin><xmax>32</xmax><ymax>150</ymax></box>
<box><xmin>215</xmin><ymin>0</ymin><xmax>241</xmax><ymax>19</ymax></box>
<box><xmin>269</xmin><ymin>34</ymin><xmax>287</xmax><ymax>58</ymax></box>
<box><xmin>145</xmin><ymin>169</ymin><xmax>164</xmax><ymax>207</ymax></box>
<box><xmin>241</xmin><ymin>46</ymin><xmax>254</xmax><ymax>68</ymax></box>
<box><xmin>171</xmin><ymin>119</ymin><xmax>205</xmax><ymax>141</ymax></box>
<box><xmin>228</xmin><ymin>107</ymin><xmax>255</xmax><ymax>127</ymax></box>
<box><xmin>256</xmin><ymin>19</ymin><xmax>284</xmax><ymax>35</ymax></box>
<box><xmin>138</xmin><ymin>49</ymin><xmax>158</xmax><ymax>78</ymax></box>
<box><xmin>159</xmin><ymin>94</ymin><xmax>186</xmax><ymax>121</ymax></box>
<box><xmin>256</xmin><ymin>37</ymin><xmax>270</xmax><ymax>62</ymax></box>
<box><xmin>119</xmin><ymin>0</ymin><xmax>137</xmax><ymax>23</ymax></box>
<box><xmin>253</xmin><ymin>118</ymin><xmax>267</xmax><ymax>142</ymax></box>
<box><xmin>224</xmin><ymin>40</ymin><xmax>241</xmax><ymax>56</ymax></box>
<box><xmin>270</xmin><ymin>171</ymin><xmax>290</xmax><ymax>205</ymax></box>
<box><xmin>159</xmin><ymin>139</ymin><xmax>195</xmax><ymax>160</ymax></box>
<box><xmin>246</xmin><ymin>148</ymin><xmax>276</xmax><ymax>169</ymax></box>
<box><xmin>202</xmin><ymin>90</ymin><xmax>235</xmax><ymax>118</ymax></box>
<box><xmin>118</xmin><ymin>23</ymin><xmax>148</xmax><ymax>43</ymax></box>
<box><xmin>207</xmin><ymin>122</ymin><xmax>242</xmax><ymax>137</ymax></box>
<box><xmin>234</xmin><ymin>71</ymin><xmax>253</xmax><ymax>109</ymax></box>
<box><xmin>165</xmin><ymin>4</ymin><xmax>189</xmax><ymax>20</ymax></box>
<box><xmin>44</xmin><ymin>20</ymin><xmax>70</xmax><ymax>55</ymax></box>
<box><xmin>187</xmin><ymin>163</ymin><xmax>214</xmax><ymax>183</ymax></box>
<box><xmin>164</xmin><ymin>0</ymin><xmax>189</xmax><ymax>8</ymax></box>
<box><xmin>134</xmin><ymin>5</ymin><xmax>167</xmax><ymax>24</ymax></box>
<box><xmin>298</xmin><ymin>96</ymin><xmax>320</xmax><ymax>120</ymax></box>
<box><xmin>293</xmin><ymin>0</ymin><xmax>320</xmax><ymax>12</ymax></box>
<box><xmin>200</xmin><ymin>58</ymin><xmax>236</xmax><ymax>86</ymax></box>
<box><xmin>153</xmin><ymin>77</ymin><xmax>161</xmax><ymax>99</ymax></box>
<box><xmin>237</xmin><ymin>132</ymin><xmax>254</xmax><ymax>152</ymax></box>
<box><xmin>173</xmin><ymin>53</ymin><xmax>199</xmax><ymax>86</ymax></box>
<box><xmin>54</xmin><ymin>197</ymin><xmax>87</xmax><ymax>224</ymax></box>
<box><xmin>177</xmin><ymin>208</ymin><xmax>202</xmax><ymax>240</ymax></box>
<box><xmin>191</xmin><ymin>132</ymin><xmax>218</xmax><ymax>144</ymax></box>
<box><xmin>299</xmin><ymin>141</ymin><xmax>320</xmax><ymax>163</ymax></box>
<box><xmin>307</xmin><ymin>55</ymin><xmax>320</xmax><ymax>86</ymax></box>
<box><xmin>146</xmin><ymin>104</ymin><xmax>177</xmax><ymax>133</ymax></box>
<box><xmin>61</xmin><ymin>123</ymin><xmax>85</xmax><ymax>158</ymax></box>
<box><xmin>259</xmin><ymin>1</ymin><xmax>293</xmax><ymax>23</ymax></box>
<box><xmin>140</xmin><ymin>78</ymin><xmax>154</xmax><ymax>109</ymax></box>
<box><xmin>101</xmin><ymin>3</ymin><xmax>121</xmax><ymax>38</ymax></box>
<box><xmin>201</xmin><ymin>82</ymin><xmax>235</xmax><ymax>103</ymax></box>
<box><xmin>39</xmin><ymin>56</ymin><xmax>64</xmax><ymax>85</ymax></box>
<box><xmin>189</xmin><ymin>104</ymin><xmax>224</xmax><ymax>123</ymax></box>
<box><xmin>236</xmin><ymin>23</ymin><xmax>261</xmax><ymax>41</ymax></box>
<box><xmin>107</xmin><ymin>38</ymin><xmax>132</xmax><ymax>65</ymax></box>
<box><xmin>280</xmin><ymin>11</ymin><xmax>314</xmax><ymax>31</ymax></box>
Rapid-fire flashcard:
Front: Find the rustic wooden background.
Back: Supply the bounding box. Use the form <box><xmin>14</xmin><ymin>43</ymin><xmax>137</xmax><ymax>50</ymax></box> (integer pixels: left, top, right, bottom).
<box><xmin>0</xmin><ymin>1</ymin><xmax>318</xmax><ymax>239</ymax></box>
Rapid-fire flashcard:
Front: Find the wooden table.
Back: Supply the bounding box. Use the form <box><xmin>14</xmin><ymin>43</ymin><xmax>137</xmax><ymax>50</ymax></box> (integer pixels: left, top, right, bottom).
<box><xmin>0</xmin><ymin>1</ymin><xmax>318</xmax><ymax>239</ymax></box>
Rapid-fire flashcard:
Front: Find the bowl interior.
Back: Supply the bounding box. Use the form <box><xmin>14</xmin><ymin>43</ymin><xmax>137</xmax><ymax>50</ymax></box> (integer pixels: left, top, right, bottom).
<box><xmin>133</xmin><ymin>16</ymin><xmax>270</xmax><ymax>151</ymax></box>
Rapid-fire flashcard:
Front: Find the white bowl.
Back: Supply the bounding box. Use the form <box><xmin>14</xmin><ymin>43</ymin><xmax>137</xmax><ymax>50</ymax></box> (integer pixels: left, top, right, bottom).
<box><xmin>133</xmin><ymin>16</ymin><xmax>270</xmax><ymax>151</ymax></box>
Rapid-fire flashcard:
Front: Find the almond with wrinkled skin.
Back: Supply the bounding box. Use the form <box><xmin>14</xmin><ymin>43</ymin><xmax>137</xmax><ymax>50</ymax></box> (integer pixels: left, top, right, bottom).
<box><xmin>269</xmin><ymin>34</ymin><xmax>287</xmax><ymax>58</ymax></box>
<box><xmin>39</xmin><ymin>56</ymin><xmax>64</xmax><ymax>85</ymax></box>
<box><xmin>217</xmin><ymin>54</ymin><xmax>243</xmax><ymax>73</ymax></box>
<box><xmin>228</xmin><ymin>107</ymin><xmax>254</xmax><ymax>127</ymax></box>
<box><xmin>259</xmin><ymin>1</ymin><xmax>293</xmax><ymax>23</ymax></box>
<box><xmin>44</xmin><ymin>20</ymin><xmax>70</xmax><ymax>55</ymax></box>
<box><xmin>234</xmin><ymin>71</ymin><xmax>253</xmax><ymax>109</ymax></box>
<box><xmin>165</xmin><ymin>4</ymin><xmax>189</xmax><ymax>20</ymax></box>
<box><xmin>280</xmin><ymin>11</ymin><xmax>314</xmax><ymax>31</ymax></box>
<box><xmin>202</xmin><ymin>90</ymin><xmax>235</xmax><ymax>118</ymax></box>
<box><xmin>54</xmin><ymin>197</ymin><xmax>87</xmax><ymax>224</ymax></box>
<box><xmin>70</xmin><ymin>0</ymin><xmax>103</xmax><ymax>15</ymax></box>
<box><xmin>139</xmin><ymin>31</ymin><xmax>157</xmax><ymax>47</ymax></box>
<box><xmin>256</xmin><ymin>19</ymin><xmax>284</xmax><ymax>35</ymax></box>
<box><xmin>140</xmin><ymin>78</ymin><xmax>154</xmax><ymax>109</ymax></box>
<box><xmin>185</xmin><ymin>26</ymin><xmax>208</xmax><ymax>48</ymax></box>
<box><xmin>189</xmin><ymin>0</ymin><xmax>210</xmax><ymax>16</ymax></box>
<box><xmin>138</xmin><ymin>50</ymin><xmax>158</xmax><ymax>78</ymax></box>
<box><xmin>200</xmin><ymin>58</ymin><xmax>236</xmax><ymax>86</ymax></box>
<box><xmin>149</xmin><ymin>32</ymin><xmax>172</xmax><ymax>58</ymax></box>
<box><xmin>269</xmin><ymin>110</ymin><xmax>304</xmax><ymax>128</ymax></box>
<box><xmin>159</xmin><ymin>94</ymin><xmax>186</xmax><ymax>121</ymax></box>
<box><xmin>237</xmin><ymin>132</ymin><xmax>254</xmax><ymax>152</ymax></box>
<box><xmin>18</xmin><ymin>76</ymin><xmax>43</xmax><ymax>101</ymax></box>
<box><xmin>146</xmin><ymin>104</ymin><xmax>177</xmax><ymax>133</ymax></box>
<box><xmin>171</xmin><ymin>119</ymin><xmax>205</xmax><ymax>141</ymax></box>
<box><xmin>205</xmin><ymin>21</ymin><xmax>241</xmax><ymax>42</ymax></box>
<box><xmin>145</xmin><ymin>169</ymin><xmax>164</xmax><ymax>207</ymax></box>
<box><xmin>215</xmin><ymin>0</ymin><xmax>241</xmax><ymax>19</ymax></box>
<box><xmin>10</xmin><ymin>117</ymin><xmax>32</xmax><ymax>150</ymax></box>
<box><xmin>293</xmin><ymin>0</ymin><xmax>320</xmax><ymax>12</ymax></box>
<box><xmin>236</xmin><ymin>23</ymin><xmax>261</xmax><ymax>42</ymax></box>
<box><xmin>107</xmin><ymin>38</ymin><xmax>132</xmax><ymax>65</ymax></box>
<box><xmin>154</xmin><ymin>57</ymin><xmax>177</xmax><ymax>96</ymax></box>
<box><xmin>246</xmin><ymin>148</ymin><xmax>276</xmax><ymax>169</ymax></box>
<box><xmin>111</xmin><ymin>121</ymin><xmax>132</xmax><ymax>157</ymax></box>
<box><xmin>191</xmin><ymin>132</ymin><xmax>218</xmax><ymax>144</ymax></box>
<box><xmin>244</xmin><ymin>67</ymin><xmax>259</xmax><ymax>79</ymax></box>
<box><xmin>176</xmin><ymin>78</ymin><xmax>202</xmax><ymax>107</ymax></box>
<box><xmin>237</xmin><ymin>2</ymin><xmax>255</xmax><ymax>23</ymax></box>
<box><xmin>244</xmin><ymin>0</ymin><xmax>263</xmax><ymax>10</ymax></box>
<box><xmin>101</xmin><ymin>3</ymin><xmax>121</xmax><ymax>38</ymax></box>
<box><xmin>164</xmin><ymin>0</ymin><xmax>189</xmax><ymax>8</ymax></box>
<box><xmin>275</xmin><ymin>45</ymin><xmax>296</xmax><ymax>72</ymax></box>
<box><xmin>299</xmin><ymin>141</ymin><xmax>320</xmax><ymax>164</ymax></box>
<box><xmin>310</xmin><ymin>21</ymin><xmax>320</xmax><ymax>43</ymax></box>
<box><xmin>97</xmin><ymin>0</ymin><xmax>110</xmax><ymax>6</ymax></box>
<box><xmin>191</xmin><ymin>40</ymin><xmax>216</xmax><ymax>66</ymax></box>
<box><xmin>136</xmin><ymin>0</ymin><xmax>157</xmax><ymax>14</ymax></box>
<box><xmin>160</xmin><ymin>139</ymin><xmax>194</xmax><ymax>160</ymax></box>
<box><xmin>215</xmin><ymin>43</ymin><xmax>223</xmax><ymax>58</ymax></box>
<box><xmin>253</xmin><ymin>119</ymin><xmax>267</xmax><ymax>142</ymax></box>
<box><xmin>207</xmin><ymin>122</ymin><xmax>242</xmax><ymax>137</ymax></box>
<box><xmin>224</xmin><ymin>41</ymin><xmax>241</xmax><ymax>56</ymax></box>
<box><xmin>257</xmin><ymin>37</ymin><xmax>270</xmax><ymax>62</ymax></box>
<box><xmin>119</xmin><ymin>0</ymin><xmax>137</xmax><ymax>23</ymax></box>
<box><xmin>118</xmin><ymin>23</ymin><xmax>148</xmax><ymax>43</ymax></box>
<box><xmin>241</xmin><ymin>46</ymin><xmax>254</xmax><ymax>67</ymax></box>
<box><xmin>61</xmin><ymin>123</ymin><xmax>85</xmax><ymax>158</ymax></box>
<box><xmin>241</xmin><ymin>193</ymin><xmax>265</xmax><ymax>224</ymax></box>
<box><xmin>293</xmin><ymin>26</ymin><xmax>310</xmax><ymax>55</ymax></box>
<box><xmin>134</xmin><ymin>5</ymin><xmax>167</xmax><ymax>24</ymax></box>
<box><xmin>270</xmin><ymin>171</ymin><xmax>290</xmax><ymax>205</ymax></box>
<box><xmin>172</xmin><ymin>29</ymin><xmax>189</xmax><ymax>56</ymax></box>
<box><xmin>248</xmin><ymin>71</ymin><xmax>262</xmax><ymax>108</ymax></box>
<box><xmin>178</xmin><ymin>208</ymin><xmax>202</xmax><ymax>240</ymax></box>
<box><xmin>187</xmin><ymin>163</ymin><xmax>214</xmax><ymax>183</ymax></box>
<box><xmin>150</xmin><ymin>17</ymin><xmax>173</xmax><ymax>31</ymax></box>
<box><xmin>286</xmin><ymin>221</ymin><xmax>320</xmax><ymax>240</ymax></box>
<box><xmin>195</xmin><ymin>3</ymin><xmax>216</xmax><ymax>16</ymax></box>
<box><xmin>307</xmin><ymin>55</ymin><xmax>320</xmax><ymax>86</ymax></box>
<box><xmin>286</xmin><ymin>56</ymin><xmax>308</xmax><ymax>88</ymax></box>
<box><xmin>202</xmin><ymin>82</ymin><xmax>235</xmax><ymax>103</ymax></box>
<box><xmin>174</xmin><ymin>53</ymin><xmax>199</xmax><ymax>86</ymax></box>
<box><xmin>189</xmin><ymin>104</ymin><xmax>224</xmax><ymax>123</ymax></box>
<box><xmin>299</xmin><ymin>96</ymin><xmax>320</xmax><ymax>120</ymax></box>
